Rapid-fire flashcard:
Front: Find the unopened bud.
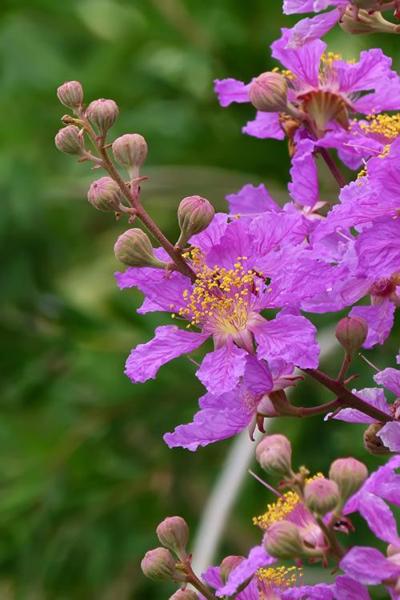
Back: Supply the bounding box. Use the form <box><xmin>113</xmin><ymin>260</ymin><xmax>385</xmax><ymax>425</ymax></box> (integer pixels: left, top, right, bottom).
<box><xmin>255</xmin><ymin>434</ymin><xmax>292</xmax><ymax>477</ymax></box>
<box><xmin>156</xmin><ymin>516</ymin><xmax>189</xmax><ymax>560</ymax></box>
<box><xmin>112</xmin><ymin>133</ymin><xmax>148</xmax><ymax>176</ymax></box>
<box><xmin>364</xmin><ymin>423</ymin><xmax>391</xmax><ymax>455</ymax></box>
<box><xmin>249</xmin><ymin>72</ymin><xmax>288</xmax><ymax>113</ymax></box>
<box><xmin>176</xmin><ymin>196</ymin><xmax>215</xmax><ymax>248</ymax></box>
<box><xmin>141</xmin><ymin>547</ymin><xmax>177</xmax><ymax>581</ymax></box>
<box><xmin>340</xmin><ymin>8</ymin><xmax>400</xmax><ymax>35</ymax></box>
<box><xmin>57</xmin><ymin>81</ymin><xmax>84</xmax><ymax>110</ymax></box>
<box><xmin>114</xmin><ymin>228</ymin><xmax>166</xmax><ymax>268</ymax></box>
<box><xmin>86</xmin><ymin>98</ymin><xmax>119</xmax><ymax>134</ymax></box>
<box><xmin>304</xmin><ymin>477</ymin><xmax>340</xmax><ymax>516</ymax></box>
<box><xmin>87</xmin><ymin>177</ymin><xmax>122</xmax><ymax>212</ymax></box>
<box><xmin>263</xmin><ymin>521</ymin><xmax>304</xmax><ymax>559</ymax></box>
<box><xmin>387</xmin><ymin>544</ymin><xmax>400</xmax><ymax>557</ymax></box>
<box><xmin>329</xmin><ymin>458</ymin><xmax>368</xmax><ymax>502</ymax></box>
<box><xmin>219</xmin><ymin>556</ymin><xmax>244</xmax><ymax>583</ymax></box>
<box><xmin>169</xmin><ymin>590</ymin><xmax>199</xmax><ymax>600</ymax></box>
<box><xmin>55</xmin><ymin>125</ymin><xmax>84</xmax><ymax>155</ymax></box>
<box><xmin>335</xmin><ymin>316</ymin><xmax>368</xmax><ymax>357</ymax></box>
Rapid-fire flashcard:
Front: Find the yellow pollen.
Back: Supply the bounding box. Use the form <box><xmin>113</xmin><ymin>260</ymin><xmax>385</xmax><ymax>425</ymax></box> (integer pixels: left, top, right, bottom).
<box><xmin>272</xmin><ymin>66</ymin><xmax>295</xmax><ymax>80</ymax></box>
<box><xmin>360</xmin><ymin>113</ymin><xmax>400</xmax><ymax>141</ymax></box>
<box><xmin>177</xmin><ymin>251</ymin><xmax>261</xmax><ymax>332</ymax></box>
<box><xmin>320</xmin><ymin>51</ymin><xmax>343</xmax><ymax>67</ymax></box>
<box><xmin>305</xmin><ymin>472</ymin><xmax>324</xmax><ymax>484</ymax></box>
<box><xmin>253</xmin><ymin>491</ymin><xmax>300</xmax><ymax>530</ymax></box>
<box><xmin>257</xmin><ymin>565</ymin><xmax>302</xmax><ymax>589</ymax></box>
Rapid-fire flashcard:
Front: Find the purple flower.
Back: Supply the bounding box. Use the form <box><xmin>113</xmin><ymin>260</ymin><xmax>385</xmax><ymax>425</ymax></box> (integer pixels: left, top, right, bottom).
<box><xmin>340</xmin><ymin>546</ymin><xmax>400</xmax><ymax>588</ymax></box>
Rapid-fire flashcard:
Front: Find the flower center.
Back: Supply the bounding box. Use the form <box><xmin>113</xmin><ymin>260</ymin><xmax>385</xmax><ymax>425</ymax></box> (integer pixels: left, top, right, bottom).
<box><xmin>178</xmin><ymin>254</ymin><xmax>261</xmax><ymax>336</ymax></box>
<box><xmin>370</xmin><ymin>273</ymin><xmax>400</xmax><ymax>298</ymax></box>
<box><xmin>257</xmin><ymin>565</ymin><xmax>302</xmax><ymax>597</ymax></box>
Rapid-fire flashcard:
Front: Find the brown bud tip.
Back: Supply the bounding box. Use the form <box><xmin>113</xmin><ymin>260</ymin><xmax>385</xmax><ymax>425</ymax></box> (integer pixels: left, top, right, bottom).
<box><xmin>263</xmin><ymin>521</ymin><xmax>304</xmax><ymax>559</ymax></box>
<box><xmin>335</xmin><ymin>316</ymin><xmax>368</xmax><ymax>357</ymax></box>
<box><xmin>340</xmin><ymin>6</ymin><xmax>400</xmax><ymax>35</ymax></box>
<box><xmin>304</xmin><ymin>477</ymin><xmax>340</xmax><ymax>516</ymax></box>
<box><xmin>156</xmin><ymin>516</ymin><xmax>189</xmax><ymax>560</ymax></box>
<box><xmin>87</xmin><ymin>177</ymin><xmax>122</xmax><ymax>212</ymax></box>
<box><xmin>114</xmin><ymin>228</ymin><xmax>165</xmax><ymax>268</ymax></box>
<box><xmin>329</xmin><ymin>457</ymin><xmax>368</xmax><ymax>502</ymax></box>
<box><xmin>55</xmin><ymin>125</ymin><xmax>84</xmax><ymax>155</ymax></box>
<box><xmin>255</xmin><ymin>434</ymin><xmax>292</xmax><ymax>477</ymax></box>
<box><xmin>141</xmin><ymin>547</ymin><xmax>176</xmax><ymax>581</ymax></box>
<box><xmin>364</xmin><ymin>423</ymin><xmax>391</xmax><ymax>455</ymax></box>
<box><xmin>57</xmin><ymin>81</ymin><xmax>84</xmax><ymax>110</ymax></box>
<box><xmin>169</xmin><ymin>590</ymin><xmax>199</xmax><ymax>600</ymax></box>
<box><xmin>86</xmin><ymin>98</ymin><xmax>119</xmax><ymax>134</ymax></box>
<box><xmin>112</xmin><ymin>133</ymin><xmax>148</xmax><ymax>175</ymax></box>
<box><xmin>249</xmin><ymin>72</ymin><xmax>288</xmax><ymax>113</ymax></box>
<box><xmin>219</xmin><ymin>556</ymin><xmax>244</xmax><ymax>583</ymax></box>
<box><xmin>176</xmin><ymin>195</ymin><xmax>215</xmax><ymax>248</ymax></box>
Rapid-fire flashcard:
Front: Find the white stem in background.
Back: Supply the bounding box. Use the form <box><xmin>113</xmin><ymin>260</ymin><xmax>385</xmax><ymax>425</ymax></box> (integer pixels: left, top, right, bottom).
<box><xmin>191</xmin><ymin>327</ymin><xmax>337</xmax><ymax>575</ymax></box>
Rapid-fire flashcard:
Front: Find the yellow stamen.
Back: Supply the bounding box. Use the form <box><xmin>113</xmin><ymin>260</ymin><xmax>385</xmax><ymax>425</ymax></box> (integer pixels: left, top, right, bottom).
<box><xmin>253</xmin><ymin>491</ymin><xmax>300</xmax><ymax>529</ymax></box>
<box><xmin>257</xmin><ymin>565</ymin><xmax>302</xmax><ymax>589</ymax></box>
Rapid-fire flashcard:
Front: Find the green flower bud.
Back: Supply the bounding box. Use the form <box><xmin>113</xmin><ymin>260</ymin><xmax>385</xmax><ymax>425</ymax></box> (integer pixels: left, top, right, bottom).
<box><xmin>263</xmin><ymin>521</ymin><xmax>305</xmax><ymax>559</ymax></box>
<box><xmin>335</xmin><ymin>316</ymin><xmax>368</xmax><ymax>357</ymax></box>
<box><xmin>249</xmin><ymin>72</ymin><xmax>289</xmax><ymax>113</ymax></box>
<box><xmin>364</xmin><ymin>423</ymin><xmax>391</xmax><ymax>455</ymax></box>
<box><xmin>141</xmin><ymin>547</ymin><xmax>177</xmax><ymax>581</ymax></box>
<box><xmin>55</xmin><ymin>125</ymin><xmax>84</xmax><ymax>155</ymax></box>
<box><xmin>329</xmin><ymin>458</ymin><xmax>368</xmax><ymax>502</ymax></box>
<box><xmin>176</xmin><ymin>195</ymin><xmax>215</xmax><ymax>248</ymax></box>
<box><xmin>57</xmin><ymin>81</ymin><xmax>84</xmax><ymax>110</ymax></box>
<box><xmin>169</xmin><ymin>590</ymin><xmax>199</xmax><ymax>600</ymax></box>
<box><xmin>114</xmin><ymin>228</ymin><xmax>166</xmax><ymax>268</ymax></box>
<box><xmin>156</xmin><ymin>516</ymin><xmax>189</xmax><ymax>560</ymax></box>
<box><xmin>219</xmin><ymin>556</ymin><xmax>244</xmax><ymax>583</ymax></box>
<box><xmin>112</xmin><ymin>133</ymin><xmax>148</xmax><ymax>175</ymax></box>
<box><xmin>340</xmin><ymin>7</ymin><xmax>400</xmax><ymax>35</ymax></box>
<box><xmin>255</xmin><ymin>434</ymin><xmax>292</xmax><ymax>477</ymax></box>
<box><xmin>87</xmin><ymin>177</ymin><xmax>123</xmax><ymax>211</ymax></box>
<box><xmin>86</xmin><ymin>98</ymin><xmax>119</xmax><ymax>135</ymax></box>
<box><xmin>304</xmin><ymin>477</ymin><xmax>340</xmax><ymax>516</ymax></box>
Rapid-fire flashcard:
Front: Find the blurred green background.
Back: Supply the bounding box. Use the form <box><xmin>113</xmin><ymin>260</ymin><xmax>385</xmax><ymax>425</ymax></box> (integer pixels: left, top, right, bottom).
<box><xmin>1</xmin><ymin>1</ymin><xmax>400</xmax><ymax>598</ymax></box>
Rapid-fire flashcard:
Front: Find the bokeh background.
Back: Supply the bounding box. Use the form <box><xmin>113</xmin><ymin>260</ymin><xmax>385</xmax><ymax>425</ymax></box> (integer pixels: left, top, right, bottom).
<box><xmin>1</xmin><ymin>1</ymin><xmax>400</xmax><ymax>598</ymax></box>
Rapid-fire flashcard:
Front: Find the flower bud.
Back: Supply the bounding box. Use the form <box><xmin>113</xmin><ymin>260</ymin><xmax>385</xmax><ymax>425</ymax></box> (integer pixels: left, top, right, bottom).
<box><xmin>387</xmin><ymin>544</ymin><xmax>400</xmax><ymax>558</ymax></box>
<box><xmin>156</xmin><ymin>516</ymin><xmax>189</xmax><ymax>560</ymax></box>
<box><xmin>87</xmin><ymin>177</ymin><xmax>123</xmax><ymax>212</ymax></box>
<box><xmin>112</xmin><ymin>133</ymin><xmax>148</xmax><ymax>175</ymax></box>
<box><xmin>86</xmin><ymin>99</ymin><xmax>119</xmax><ymax>134</ymax></box>
<box><xmin>219</xmin><ymin>556</ymin><xmax>244</xmax><ymax>583</ymax></box>
<box><xmin>249</xmin><ymin>72</ymin><xmax>288</xmax><ymax>113</ymax></box>
<box><xmin>304</xmin><ymin>477</ymin><xmax>340</xmax><ymax>516</ymax></box>
<box><xmin>263</xmin><ymin>521</ymin><xmax>304</xmax><ymax>559</ymax></box>
<box><xmin>176</xmin><ymin>196</ymin><xmax>215</xmax><ymax>248</ymax></box>
<box><xmin>340</xmin><ymin>7</ymin><xmax>400</xmax><ymax>35</ymax></box>
<box><xmin>329</xmin><ymin>458</ymin><xmax>368</xmax><ymax>502</ymax></box>
<box><xmin>57</xmin><ymin>81</ymin><xmax>84</xmax><ymax>110</ymax></box>
<box><xmin>114</xmin><ymin>228</ymin><xmax>166</xmax><ymax>268</ymax></box>
<box><xmin>169</xmin><ymin>590</ymin><xmax>199</xmax><ymax>600</ymax></box>
<box><xmin>364</xmin><ymin>423</ymin><xmax>391</xmax><ymax>455</ymax></box>
<box><xmin>335</xmin><ymin>316</ymin><xmax>368</xmax><ymax>357</ymax></box>
<box><xmin>55</xmin><ymin>125</ymin><xmax>84</xmax><ymax>155</ymax></box>
<box><xmin>255</xmin><ymin>434</ymin><xmax>292</xmax><ymax>477</ymax></box>
<box><xmin>141</xmin><ymin>547</ymin><xmax>177</xmax><ymax>581</ymax></box>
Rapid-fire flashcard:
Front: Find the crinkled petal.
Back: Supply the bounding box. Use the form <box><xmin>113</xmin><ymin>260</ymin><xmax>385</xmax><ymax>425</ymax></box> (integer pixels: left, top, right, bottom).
<box><xmin>350</xmin><ymin>301</ymin><xmax>395</xmax><ymax>348</ymax></box>
<box><xmin>375</xmin><ymin>368</ymin><xmax>400</xmax><ymax>397</ymax></box>
<box><xmin>335</xmin><ymin>49</ymin><xmax>393</xmax><ymax>94</ymax></box>
<box><xmin>346</xmin><ymin>455</ymin><xmax>400</xmax><ymax>513</ymax></box>
<box><xmin>271</xmin><ymin>29</ymin><xmax>326</xmax><ymax>87</ymax></box>
<box><xmin>243</xmin><ymin>111</ymin><xmax>285</xmax><ymax>140</ymax></box>
<box><xmin>378</xmin><ymin>422</ymin><xmax>400</xmax><ymax>453</ymax></box>
<box><xmin>205</xmin><ymin>219</ymin><xmax>254</xmax><ymax>270</ymax></box>
<box><xmin>125</xmin><ymin>326</ymin><xmax>207</xmax><ymax>383</ymax></box>
<box><xmin>196</xmin><ymin>344</ymin><xmax>247</xmax><ymax>395</ymax></box>
<box><xmin>334</xmin><ymin>576</ymin><xmax>370</xmax><ymax>600</ymax></box>
<box><xmin>243</xmin><ymin>356</ymin><xmax>273</xmax><ymax>395</ymax></box>
<box><xmin>355</xmin><ymin>217</ymin><xmax>400</xmax><ymax>280</ymax></box>
<box><xmin>202</xmin><ymin>566</ymin><xmax>222</xmax><ymax>589</ymax></box>
<box><xmin>282</xmin><ymin>583</ymin><xmax>335</xmax><ymax>600</ymax></box>
<box><xmin>285</xmin><ymin>9</ymin><xmax>340</xmax><ymax>48</ymax></box>
<box><xmin>354</xmin><ymin>76</ymin><xmax>400</xmax><ymax>113</ymax></box>
<box><xmin>333</xmin><ymin>387</ymin><xmax>390</xmax><ymax>424</ymax></box>
<box><xmin>283</xmin><ymin>0</ymin><xmax>315</xmax><ymax>14</ymax></box>
<box><xmin>214</xmin><ymin>78</ymin><xmax>249</xmax><ymax>107</ymax></box>
<box><xmin>358</xmin><ymin>491</ymin><xmax>399</xmax><ymax>544</ymax></box>
<box><xmin>288</xmin><ymin>138</ymin><xmax>319</xmax><ymax>207</ymax></box>
<box><xmin>190</xmin><ymin>213</ymin><xmax>228</xmax><ymax>254</ymax></box>
<box><xmin>340</xmin><ymin>546</ymin><xmax>400</xmax><ymax>585</ymax></box>
<box><xmin>226</xmin><ymin>184</ymin><xmax>279</xmax><ymax>215</ymax></box>
<box><xmin>216</xmin><ymin>545</ymin><xmax>274</xmax><ymax>597</ymax></box>
<box><xmin>253</xmin><ymin>313</ymin><xmax>319</xmax><ymax>369</ymax></box>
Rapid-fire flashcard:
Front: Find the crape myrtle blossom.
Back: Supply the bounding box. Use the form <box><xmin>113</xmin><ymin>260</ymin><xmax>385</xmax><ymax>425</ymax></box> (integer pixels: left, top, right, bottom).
<box><xmin>116</xmin><ymin>212</ymin><xmax>321</xmax><ymax>403</ymax></box>
<box><xmin>215</xmin><ymin>29</ymin><xmax>400</xmax><ymax>158</ymax></box>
